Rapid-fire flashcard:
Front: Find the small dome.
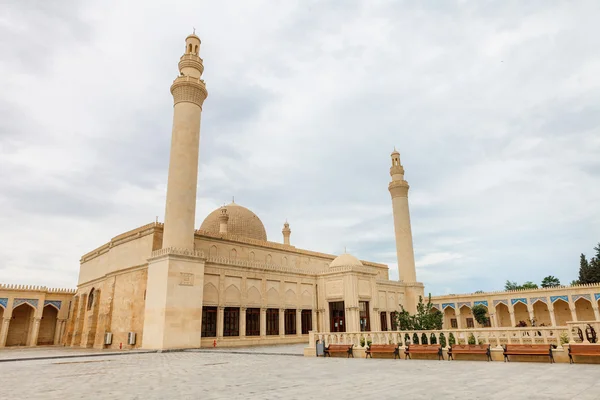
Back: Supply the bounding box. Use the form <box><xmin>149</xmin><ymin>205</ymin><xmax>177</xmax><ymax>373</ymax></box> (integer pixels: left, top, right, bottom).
<box><xmin>330</xmin><ymin>253</ymin><xmax>363</xmax><ymax>268</ymax></box>
<box><xmin>199</xmin><ymin>202</ymin><xmax>267</xmax><ymax>241</ymax></box>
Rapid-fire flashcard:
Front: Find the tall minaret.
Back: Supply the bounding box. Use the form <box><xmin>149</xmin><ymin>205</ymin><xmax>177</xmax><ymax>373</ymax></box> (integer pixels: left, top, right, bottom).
<box><xmin>162</xmin><ymin>32</ymin><xmax>208</xmax><ymax>250</ymax></box>
<box><xmin>143</xmin><ymin>33</ymin><xmax>208</xmax><ymax>351</ymax></box>
<box><xmin>388</xmin><ymin>149</ymin><xmax>417</xmax><ymax>282</ymax></box>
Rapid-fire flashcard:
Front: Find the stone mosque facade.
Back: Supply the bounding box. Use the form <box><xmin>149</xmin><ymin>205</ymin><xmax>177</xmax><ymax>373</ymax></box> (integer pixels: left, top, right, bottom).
<box><xmin>1</xmin><ymin>34</ymin><xmax>599</xmax><ymax>350</ymax></box>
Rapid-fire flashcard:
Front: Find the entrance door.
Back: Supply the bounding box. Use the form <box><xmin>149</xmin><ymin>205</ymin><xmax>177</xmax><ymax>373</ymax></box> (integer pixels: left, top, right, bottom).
<box><xmin>380</xmin><ymin>312</ymin><xmax>388</xmax><ymax>331</ymax></box>
<box><xmin>329</xmin><ymin>301</ymin><xmax>345</xmax><ymax>333</ymax></box>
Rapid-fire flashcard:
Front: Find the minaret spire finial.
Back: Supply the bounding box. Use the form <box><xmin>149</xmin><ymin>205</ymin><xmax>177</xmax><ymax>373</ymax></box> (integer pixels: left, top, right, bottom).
<box><xmin>193</xmin><ymin>27</ymin><xmax>196</xmax><ymax>34</ymax></box>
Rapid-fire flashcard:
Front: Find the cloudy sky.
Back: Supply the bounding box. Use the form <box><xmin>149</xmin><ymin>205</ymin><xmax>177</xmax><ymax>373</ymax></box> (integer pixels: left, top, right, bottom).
<box><xmin>1</xmin><ymin>0</ymin><xmax>599</xmax><ymax>295</ymax></box>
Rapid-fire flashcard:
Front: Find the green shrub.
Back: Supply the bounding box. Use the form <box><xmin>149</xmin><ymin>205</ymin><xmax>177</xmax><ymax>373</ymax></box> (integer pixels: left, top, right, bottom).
<box><xmin>430</xmin><ymin>333</ymin><xmax>437</xmax><ymax>345</ymax></box>
<box><xmin>449</xmin><ymin>333</ymin><xmax>456</xmax><ymax>346</ymax></box>
<box><xmin>468</xmin><ymin>334</ymin><xmax>476</xmax><ymax>345</ymax></box>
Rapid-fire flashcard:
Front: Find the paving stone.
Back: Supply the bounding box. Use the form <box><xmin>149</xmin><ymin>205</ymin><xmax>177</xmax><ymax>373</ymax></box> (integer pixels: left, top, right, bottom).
<box><xmin>0</xmin><ymin>347</ymin><xmax>599</xmax><ymax>399</ymax></box>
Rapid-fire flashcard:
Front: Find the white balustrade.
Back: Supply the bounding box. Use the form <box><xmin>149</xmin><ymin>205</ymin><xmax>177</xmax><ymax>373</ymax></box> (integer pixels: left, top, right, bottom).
<box><xmin>307</xmin><ymin>326</ymin><xmax>571</xmax><ymax>349</ymax></box>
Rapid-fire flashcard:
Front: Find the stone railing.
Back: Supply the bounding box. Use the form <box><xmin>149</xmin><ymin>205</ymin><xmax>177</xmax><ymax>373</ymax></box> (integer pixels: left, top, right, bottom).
<box><xmin>566</xmin><ymin>320</ymin><xmax>600</xmax><ymax>344</ymax></box>
<box><xmin>308</xmin><ymin>326</ymin><xmax>571</xmax><ymax>350</ymax></box>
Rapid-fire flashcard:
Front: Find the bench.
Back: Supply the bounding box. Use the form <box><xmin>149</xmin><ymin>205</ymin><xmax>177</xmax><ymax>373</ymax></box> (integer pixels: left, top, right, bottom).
<box><xmin>405</xmin><ymin>344</ymin><xmax>443</xmax><ymax>360</ymax></box>
<box><xmin>365</xmin><ymin>344</ymin><xmax>400</xmax><ymax>359</ymax></box>
<box><xmin>568</xmin><ymin>344</ymin><xmax>600</xmax><ymax>364</ymax></box>
<box><xmin>448</xmin><ymin>344</ymin><xmax>492</xmax><ymax>361</ymax></box>
<box><xmin>503</xmin><ymin>344</ymin><xmax>554</xmax><ymax>363</ymax></box>
<box><xmin>324</xmin><ymin>344</ymin><xmax>354</xmax><ymax>358</ymax></box>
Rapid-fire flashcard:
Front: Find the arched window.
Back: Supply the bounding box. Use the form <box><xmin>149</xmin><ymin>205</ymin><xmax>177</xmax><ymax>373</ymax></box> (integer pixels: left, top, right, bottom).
<box><xmin>188</xmin><ymin>43</ymin><xmax>192</xmax><ymax>53</ymax></box>
<box><xmin>194</xmin><ymin>45</ymin><xmax>198</xmax><ymax>54</ymax></box>
<box><xmin>87</xmin><ymin>288</ymin><xmax>95</xmax><ymax>310</ymax></box>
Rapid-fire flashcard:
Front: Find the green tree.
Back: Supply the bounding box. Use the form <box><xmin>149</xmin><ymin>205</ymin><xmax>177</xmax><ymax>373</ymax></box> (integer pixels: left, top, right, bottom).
<box><xmin>504</xmin><ymin>280</ymin><xmax>520</xmax><ymax>291</ymax></box>
<box><xmin>589</xmin><ymin>243</ymin><xmax>600</xmax><ymax>283</ymax></box>
<box><xmin>541</xmin><ymin>275</ymin><xmax>561</xmax><ymax>288</ymax></box>
<box><xmin>570</xmin><ymin>279</ymin><xmax>580</xmax><ymax>286</ymax></box>
<box><xmin>579</xmin><ymin>253</ymin><xmax>591</xmax><ymax>284</ymax></box>
<box><xmin>471</xmin><ymin>304</ymin><xmax>489</xmax><ymax>326</ymax></box>
<box><xmin>521</xmin><ymin>281</ymin><xmax>538</xmax><ymax>289</ymax></box>
<box><xmin>395</xmin><ymin>294</ymin><xmax>443</xmax><ymax>331</ymax></box>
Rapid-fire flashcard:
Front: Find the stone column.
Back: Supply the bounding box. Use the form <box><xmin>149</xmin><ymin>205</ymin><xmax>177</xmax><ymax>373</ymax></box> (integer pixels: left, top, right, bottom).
<box><xmin>509</xmin><ymin>311</ymin><xmax>516</xmax><ymax>327</ymax></box>
<box><xmin>29</xmin><ymin>317</ymin><xmax>41</xmax><ymax>346</ymax></box>
<box><xmin>296</xmin><ymin>310</ymin><xmax>302</xmax><ymax>337</ymax></box>
<box><xmin>489</xmin><ymin>312</ymin><xmax>497</xmax><ymax>328</ymax></box>
<box><xmin>239</xmin><ymin>307</ymin><xmax>246</xmax><ymax>338</ymax></box>
<box><xmin>569</xmin><ymin>306</ymin><xmax>578</xmax><ymax>322</ymax></box>
<box><xmin>386</xmin><ymin>311</ymin><xmax>392</xmax><ymax>331</ymax></box>
<box><xmin>311</xmin><ymin>310</ymin><xmax>318</xmax><ymax>333</ymax></box>
<box><xmin>372</xmin><ymin>308</ymin><xmax>380</xmax><ymax>331</ymax></box>
<box><xmin>53</xmin><ymin>319</ymin><xmax>65</xmax><ymax>344</ymax></box>
<box><xmin>592</xmin><ymin>305</ymin><xmax>600</xmax><ymax>322</ymax></box>
<box><xmin>279</xmin><ymin>308</ymin><xmax>285</xmax><ymax>337</ymax></box>
<box><xmin>217</xmin><ymin>306</ymin><xmax>224</xmax><ymax>338</ymax></box>
<box><xmin>0</xmin><ymin>318</ymin><xmax>10</xmax><ymax>347</ymax></box>
<box><xmin>260</xmin><ymin>308</ymin><xmax>266</xmax><ymax>338</ymax></box>
<box><xmin>455</xmin><ymin>310</ymin><xmax>462</xmax><ymax>329</ymax></box>
<box><xmin>527</xmin><ymin>305</ymin><xmax>535</xmax><ymax>325</ymax></box>
<box><xmin>548</xmin><ymin>306</ymin><xmax>557</xmax><ymax>326</ymax></box>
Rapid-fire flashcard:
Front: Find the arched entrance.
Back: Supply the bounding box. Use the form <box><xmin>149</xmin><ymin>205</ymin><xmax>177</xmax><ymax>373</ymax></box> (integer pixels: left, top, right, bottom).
<box><xmin>37</xmin><ymin>305</ymin><xmax>58</xmax><ymax>345</ymax></box>
<box><xmin>553</xmin><ymin>299</ymin><xmax>571</xmax><ymax>326</ymax></box>
<box><xmin>459</xmin><ymin>305</ymin><xmax>474</xmax><ymax>328</ymax></box>
<box><xmin>513</xmin><ymin>302</ymin><xmax>529</xmax><ymax>326</ymax></box>
<box><xmin>495</xmin><ymin>303</ymin><xmax>511</xmax><ymax>327</ymax></box>
<box><xmin>532</xmin><ymin>300</ymin><xmax>551</xmax><ymax>326</ymax></box>
<box><xmin>574</xmin><ymin>298</ymin><xmax>595</xmax><ymax>321</ymax></box>
<box><xmin>6</xmin><ymin>303</ymin><xmax>35</xmax><ymax>346</ymax></box>
<box><xmin>443</xmin><ymin>306</ymin><xmax>457</xmax><ymax>328</ymax></box>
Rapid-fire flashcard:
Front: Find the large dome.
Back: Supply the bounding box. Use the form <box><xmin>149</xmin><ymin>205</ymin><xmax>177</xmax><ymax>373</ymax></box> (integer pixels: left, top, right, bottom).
<box><xmin>330</xmin><ymin>253</ymin><xmax>363</xmax><ymax>268</ymax></box>
<box><xmin>199</xmin><ymin>202</ymin><xmax>267</xmax><ymax>241</ymax></box>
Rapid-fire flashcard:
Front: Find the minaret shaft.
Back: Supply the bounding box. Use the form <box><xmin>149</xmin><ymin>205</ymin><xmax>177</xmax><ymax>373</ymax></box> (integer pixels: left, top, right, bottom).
<box><xmin>163</xmin><ymin>102</ymin><xmax>202</xmax><ymax>249</ymax></box>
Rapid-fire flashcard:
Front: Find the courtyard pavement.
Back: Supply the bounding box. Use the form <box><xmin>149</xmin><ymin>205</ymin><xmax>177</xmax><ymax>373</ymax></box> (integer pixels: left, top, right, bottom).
<box><xmin>0</xmin><ymin>345</ymin><xmax>599</xmax><ymax>399</ymax></box>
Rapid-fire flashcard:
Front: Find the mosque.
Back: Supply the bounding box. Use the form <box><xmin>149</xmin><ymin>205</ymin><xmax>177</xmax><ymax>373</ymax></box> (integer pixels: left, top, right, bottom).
<box><xmin>0</xmin><ymin>33</ymin><xmax>598</xmax><ymax>350</ymax></box>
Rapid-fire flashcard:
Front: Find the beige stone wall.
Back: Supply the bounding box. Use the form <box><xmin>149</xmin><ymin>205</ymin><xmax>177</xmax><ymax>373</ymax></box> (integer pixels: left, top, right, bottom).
<box><xmin>78</xmin><ymin>223</ymin><xmax>160</xmax><ymax>285</ymax></box>
<box><xmin>68</xmin><ymin>266</ymin><xmax>148</xmax><ymax>349</ymax></box>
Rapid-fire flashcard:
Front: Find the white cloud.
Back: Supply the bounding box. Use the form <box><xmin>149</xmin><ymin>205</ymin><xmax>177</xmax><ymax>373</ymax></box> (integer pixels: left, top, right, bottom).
<box><xmin>1</xmin><ymin>0</ymin><xmax>599</xmax><ymax>294</ymax></box>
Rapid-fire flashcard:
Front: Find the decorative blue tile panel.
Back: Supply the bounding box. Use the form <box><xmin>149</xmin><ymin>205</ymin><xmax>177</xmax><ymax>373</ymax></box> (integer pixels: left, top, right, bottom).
<box><xmin>474</xmin><ymin>300</ymin><xmax>488</xmax><ymax>307</ymax></box>
<box><xmin>44</xmin><ymin>300</ymin><xmax>62</xmax><ymax>310</ymax></box>
<box><xmin>458</xmin><ymin>301</ymin><xmax>472</xmax><ymax>308</ymax></box>
<box><xmin>550</xmin><ymin>295</ymin><xmax>568</xmax><ymax>303</ymax></box>
<box><xmin>0</xmin><ymin>298</ymin><xmax>7</xmax><ymax>308</ymax></box>
<box><xmin>511</xmin><ymin>298</ymin><xmax>527</xmax><ymax>305</ymax></box>
<box><xmin>595</xmin><ymin>293</ymin><xmax>600</xmax><ymax>302</ymax></box>
<box><xmin>571</xmin><ymin>294</ymin><xmax>591</xmax><ymax>302</ymax></box>
<box><xmin>431</xmin><ymin>304</ymin><xmax>440</xmax><ymax>310</ymax></box>
<box><xmin>530</xmin><ymin>297</ymin><xmax>547</xmax><ymax>305</ymax></box>
<box><xmin>493</xmin><ymin>299</ymin><xmax>508</xmax><ymax>307</ymax></box>
<box><xmin>442</xmin><ymin>303</ymin><xmax>455</xmax><ymax>310</ymax></box>
<box><xmin>13</xmin><ymin>298</ymin><xmax>38</xmax><ymax>309</ymax></box>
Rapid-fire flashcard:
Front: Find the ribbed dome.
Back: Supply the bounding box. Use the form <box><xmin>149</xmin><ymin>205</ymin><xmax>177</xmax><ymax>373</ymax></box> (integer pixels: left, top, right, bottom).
<box><xmin>330</xmin><ymin>253</ymin><xmax>363</xmax><ymax>268</ymax></box>
<box><xmin>199</xmin><ymin>203</ymin><xmax>267</xmax><ymax>241</ymax></box>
